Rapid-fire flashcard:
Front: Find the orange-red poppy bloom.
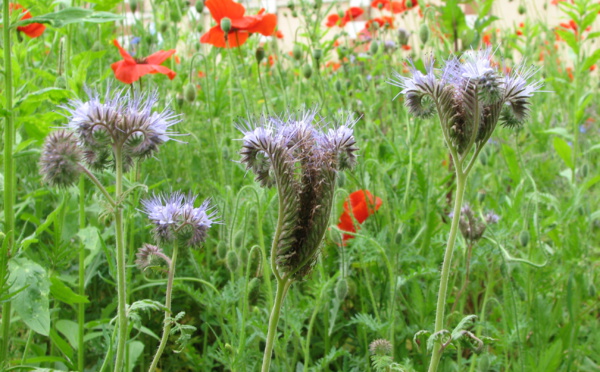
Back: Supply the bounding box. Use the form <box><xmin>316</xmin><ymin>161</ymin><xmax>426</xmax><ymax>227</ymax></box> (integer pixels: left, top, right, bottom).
<box><xmin>482</xmin><ymin>33</ymin><xmax>492</xmax><ymax>46</ymax></box>
<box><xmin>111</xmin><ymin>40</ymin><xmax>176</xmax><ymax>84</ymax></box>
<box><xmin>365</xmin><ymin>16</ymin><xmax>394</xmax><ymax>30</ymax></box>
<box><xmin>326</xmin><ymin>7</ymin><xmax>364</xmax><ymax>27</ymax></box>
<box><xmin>325</xmin><ymin>61</ymin><xmax>341</xmax><ymax>71</ymax></box>
<box><xmin>200</xmin><ymin>0</ymin><xmax>277</xmax><ymax>48</ymax></box>
<box><xmin>371</xmin><ymin>0</ymin><xmax>417</xmax><ymax>13</ymax></box>
<box><xmin>337</xmin><ymin>190</ymin><xmax>382</xmax><ymax>244</ymax></box>
<box><xmin>274</xmin><ymin>29</ymin><xmax>284</xmax><ymax>39</ymax></box>
<box><xmin>10</xmin><ymin>3</ymin><xmax>45</xmax><ymax>38</ymax></box>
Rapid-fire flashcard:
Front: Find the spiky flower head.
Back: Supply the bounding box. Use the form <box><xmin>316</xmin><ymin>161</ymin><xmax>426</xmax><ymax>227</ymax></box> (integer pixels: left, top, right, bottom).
<box><xmin>369</xmin><ymin>339</ymin><xmax>393</xmax><ymax>356</ymax></box>
<box><xmin>39</xmin><ymin>130</ymin><xmax>83</xmax><ymax>188</ymax></box>
<box><xmin>61</xmin><ymin>87</ymin><xmax>181</xmax><ymax>171</ymax></box>
<box><xmin>238</xmin><ymin>109</ymin><xmax>358</xmax><ymax>279</ymax></box>
<box><xmin>390</xmin><ymin>49</ymin><xmax>541</xmax><ymax>155</ymax></box>
<box><xmin>135</xmin><ymin>243</ymin><xmax>170</xmax><ymax>270</ymax></box>
<box><xmin>141</xmin><ymin>192</ymin><xmax>216</xmax><ymax>248</ymax></box>
<box><xmin>452</xmin><ymin>204</ymin><xmax>499</xmax><ymax>243</ymax></box>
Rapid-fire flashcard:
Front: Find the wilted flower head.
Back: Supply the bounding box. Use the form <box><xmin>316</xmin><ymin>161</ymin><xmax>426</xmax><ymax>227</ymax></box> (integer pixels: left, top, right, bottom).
<box><xmin>369</xmin><ymin>339</ymin><xmax>393</xmax><ymax>356</ymax></box>
<box><xmin>390</xmin><ymin>49</ymin><xmax>542</xmax><ymax>155</ymax></box>
<box><xmin>238</xmin><ymin>109</ymin><xmax>358</xmax><ymax>279</ymax></box>
<box><xmin>141</xmin><ymin>192</ymin><xmax>216</xmax><ymax>248</ymax></box>
<box><xmin>39</xmin><ymin>130</ymin><xmax>83</xmax><ymax>188</ymax></box>
<box><xmin>135</xmin><ymin>243</ymin><xmax>170</xmax><ymax>270</ymax></box>
<box><xmin>61</xmin><ymin>87</ymin><xmax>181</xmax><ymax>171</ymax></box>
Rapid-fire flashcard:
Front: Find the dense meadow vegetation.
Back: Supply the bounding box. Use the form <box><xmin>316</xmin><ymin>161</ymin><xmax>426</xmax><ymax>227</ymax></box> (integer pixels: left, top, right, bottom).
<box><xmin>1</xmin><ymin>0</ymin><xmax>600</xmax><ymax>371</ymax></box>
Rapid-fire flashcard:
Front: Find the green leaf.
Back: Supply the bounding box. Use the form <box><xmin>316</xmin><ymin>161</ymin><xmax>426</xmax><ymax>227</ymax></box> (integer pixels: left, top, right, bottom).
<box><xmin>451</xmin><ymin>314</ymin><xmax>478</xmax><ymax>340</ymax></box>
<box><xmin>581</xmin><ymin>48</ymin><xmax>600</xmax><ymax>72</ymax></box>
<box><xmin>13</xmin><ymin>8</ymin><xmax>123</xmax><ymax>28</ymax></box>
<box><xmin>49</xmin><ymin>329</ymin><xmax>74</xmax><ymax>361</ymax></box>
<box><xmin>14</xmin><ymin>88</ymin><xmax>72</xmax><ymax>109</ymax></box>
<box><xmin>87</xmin><ymin>0</ymin><xmax>124</xmax><ymax>11</ymax></box>
<box><xmin>441</xmin><ymin>0</ymin><xmax>467</xmax><ymax>39</ymax></box>
<box><xmin>8</xmin><ymin>258</ymin><xmax>51</xmax><ymax>336</ymax></box>
<box><xmin>501</xmin><ymin>144</ymin><xmax>521</xmax><ymax>183</ymax></box>
<box><xmin>50</xmin><ymin>276</ymin><xmax>89</xmax><ymax>305</ymax></box>
<box><xmin>56</xmin><ymin>319</ymin><xmax>79</xmax><ymax>350</ymax></box>
<box><xmin>552</xmin><ymin>137</ymin><xmax>573</xmax><ymax>169</ymax></box>
<box><xmin>555</xmin><ymin>29</ymin><xmax>579</xmax><ymax>54</ymax></box>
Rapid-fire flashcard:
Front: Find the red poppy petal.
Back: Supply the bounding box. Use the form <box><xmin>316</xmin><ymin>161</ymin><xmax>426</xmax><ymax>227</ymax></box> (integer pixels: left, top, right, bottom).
<box><xmin>18</xmin><ymin>23</ymin><xmax>45</xmax><ymax>38</ymax></box>
<box><xmin>201</xmin><ymin>26</ymin><xmax>228</xmax><ymax>47</ymax></box>
<box><xmin>111</xmin><ymin>61</ymin><xmax>140</xmax><ymax>84</ymax></box>
<box><xmin>113</xmin><ymin>39</ymin><xmax>136</xmax><ymax>64</ymax></box>
<box><xmin>326</xmin><ymin>14</ymin><xmax>340</xmax><ymax>27</ymax></box>
<box><xmin>385</xmin><ymin>1</ymin><xmax>405</xmax><ymax>13</ymax></box>
<box><xmin>205</xmin><ymin>0</ymin><xmax>245</xmax><ymax>22</ymax></box>
<box><xmin>347</xmin><ymin>7</ymin><xmax>364</xmax><ymax>19</ymax></box>
<box><xmin>245</xmin><ymin>13</ymin><xmax>277</xmax><ymax>35</ymax></box>
<box><xmin>224</xmin><ymin>31</ymin><xmax>249</xmax><ymax>47</ymax></box>
<box><xmin>145</xmin><ymin>49</ymin><xmax>176</xmax><ymax>65</ymax></box>
<box><xmin>231</xmin><ymin>16</ymin><xmax>259</xmax><ymax>29</ymax></box>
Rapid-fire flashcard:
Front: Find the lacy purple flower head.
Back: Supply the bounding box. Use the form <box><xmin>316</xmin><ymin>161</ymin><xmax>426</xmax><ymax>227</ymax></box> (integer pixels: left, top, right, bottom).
<box><xmin>142</xmin><ymin>192</ymin><xmax>216</xmax><ymax>248</ymax></box>
<box><xmin>238</xmin><ymin>109</ymin><xmax>358</xmax><ymax>279</ymax></box>
<box><xmin>39</xmin><ymin>130</ymin><xmax>83</xmax><ymax>188</ymax></box>
<box><xmin>390</xmin><ymin>49</ymin><xmax>542</xmax><ymax>155</ymax></box>
<box><xmin>61</xmin><ymin>87</ymin><xmax>182</xmax><ymax>171</ymax></box>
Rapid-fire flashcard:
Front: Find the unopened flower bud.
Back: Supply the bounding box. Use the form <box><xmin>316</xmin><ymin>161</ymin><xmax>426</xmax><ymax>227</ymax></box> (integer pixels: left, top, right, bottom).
<box><xmin>130</xmin><ymin>0</ymin><xmax>138</xmax><ymax>12</ymax></box>
<box><xmin>220</xmin><ymin>17</ymin><xmax>232</xmax><ymax>33</ymax></box>
<box><xmin>419</xmin><ymin>23</ymin><xmax>429</xmax><ymax>44</ymax></box>
<box><xmin>377</xmin><ymin>2</ymin><xmax>383</xmax><ymax>9</ymax></box>
<box><xmin>369</xmin><ymin>339</ymin><xmax>393</xmax><ymax>356</ymax></box>
<box><xmin>519</xmin><ymin>230</ymin><xmax>530</xmax><ymax>247</ymax></box>
<box><xmin>195</xmin><ymin>0</ymin><xmax>204</xmax><ymax>13</ymax></box>
<box><xmin>397</xmin><ymin>28</ymin><xmax>410</xmax><ymax>46</ymax></box>
<box><xmin>160</xmin><ymin>21</ymin><xmax>169</xmax><ymax>33</ymax></box>
<box><xmin>217</xmin><ymin>241</ymin><xmax>227</xmax><ymax>260</ymax></box>
<box><xmin>335</xmin><ymin>278</ymin><xmax>348</xmax><ymax>300</ymax></box>
<box><xmin>184</xmin><ymin>83</ymin><xmax>197</xmax><ymax>103</ymax></box>
<box><xmin>302</xmin><ymin>64</ymin><xmax>312</xmax><ymax>79</ymax></box>
<box><xmin>335</xmin><ymin>80</ymin><xmax>342</xmax><ymax>92</ymax></box>
<box><xmin>406</xmin><ymin>0</ymin><xmax>413</xmax><ymax>7</ymax></box>
<box><xmin>196</xmin><ymin>24</ymin><xmax>204</xmax><ymax>33</ymax></box>
<box><xmin>477</xmin><ymin>190</ymin><xmax>486</xmax><ymax>203</ymax></box>
<box><xmin>292</xmin><ymin>44</ymin><xmax>302</xmax><ymax>60</ymax></box>
<box><xmin>170</xmin><ymin>9</ymin><xmax>181</xmax><ymax>23</ymax></box>
<box><xmin>287</xmin><ymin>1</ymin><xmax>295</xmax><ymax>11</ymax></box>
<box><xmin>312</xmin><ymin>48</ymin><xmax>323</xmax><ymax>61</ymax></box>
<box><xmin>292</xmin><ymin>10</ymin><xmax>298</xmax><ymax>17</ymax></box>
<box><xmin>337</xmin><ymin>10</ymin><xmax>344</xmax><ymax>18</ymax></box>
<box><xmin>176</xmin><ymin>94</ymin><xmax>184</xmax><ymax>108</ymax></box>
<box><xmin>255</xmin><ymin>46</ymin><xmax>265</xmax><ymax>63</ymax></box>
<box><xmin>518</xmin><ymin>4</ymin><xmax>526</xmax><ymax>14</ymax></box>
<box><xmin>369</xmin><ymin>41</ymin><xmax>379</xmax><ymax>55</ymax></box>
<box><xmin>40</xmin><ymin>130</ymin><xmax>83</xmax><ymax>188</ymax></box>
<box><xmin>226</xmin><ymin>250</ymin><xmax>239</xmax><ymax>272</ymax></box>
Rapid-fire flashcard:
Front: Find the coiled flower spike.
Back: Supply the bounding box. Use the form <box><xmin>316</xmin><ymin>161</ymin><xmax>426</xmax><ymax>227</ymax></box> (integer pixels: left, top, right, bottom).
<box><xmin>239</xmin><ymin>109</ymin><xmax>358</xmax><ymax>279</ymax></box>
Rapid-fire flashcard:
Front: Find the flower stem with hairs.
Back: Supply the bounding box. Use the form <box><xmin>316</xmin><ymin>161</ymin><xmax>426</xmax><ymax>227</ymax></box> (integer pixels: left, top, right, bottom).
<box><xmin>1</xmin><ymin>0</ymin><xmax>15</xmax><ymax>365</ymax></box>
<box><xmin>113</xmin><ymin>146</ymin><xmax>127</xmax><ymax>372</ymax></box>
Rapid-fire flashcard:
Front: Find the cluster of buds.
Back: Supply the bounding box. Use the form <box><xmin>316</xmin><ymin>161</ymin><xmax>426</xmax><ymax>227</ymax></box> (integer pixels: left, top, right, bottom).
<box><xmin>239</xmin><ymin>109</ymin><xmax>358</xmax><ymax>279</ymax></box>
<box><xmin>141</xmin><ymin>192</ymin><xmax>217</xmax><ymax>249</ymax></box>
<box><xmin>390</xmin><ymin>49</ymin><xmax>542</xmax><ymax>155</ymax></box>
<box><xmin>450</xmin><ymin>204</ymin><xmax>499</xmax><ymax>243</ymax></box>
<box><xmin>40</xmin><ymin>87</ymin><xmax>180</xmax><ymax>187</ymax></box>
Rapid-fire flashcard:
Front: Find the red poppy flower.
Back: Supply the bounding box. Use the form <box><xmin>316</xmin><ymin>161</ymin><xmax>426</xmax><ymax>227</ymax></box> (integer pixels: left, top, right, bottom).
<box><xmin>482</xmin><ymin>33</ymin><xmax>492</xmax><ymax>46</ymax></box>
<box><xmin>325</xmin><ymin>61</ymin><xmax>341</xmax><ymax>71</ymax></box>
<box><xmin>198</xmin><ymin>70</ymin><xmax>206</xmax><ymax>78</ymax></box>
<box><xmin>337</xmin><ymin>190</ymin><xmax>382</xmax><ymax>244</ymax></box>
<box><xmin>111</xmin><ymin>40</ymin><xmax>176</xmax><ymax>84</ymax></box>
<box><xmin>9</xmin><ymin>3</ymin><xmax>45</xmax><ymax>38</ymax></box>
<box><xmin>274</xmin><ymin>29</ymin><xmax>284</xmax><ymax>39</ymax></box>
<box><xmin>200</xmin><ymin>0</ymin><xmax>277</xmax><ymax>48</ymax></box>
<box><xmin>402</xmin><ymin>44</ymin><xmax>411</xmax><ymax>51</ymax></box>
<box><xmin>326</xmin><ymin>7</ymin><xmax>364</xmax><ymax>28</ymax></box>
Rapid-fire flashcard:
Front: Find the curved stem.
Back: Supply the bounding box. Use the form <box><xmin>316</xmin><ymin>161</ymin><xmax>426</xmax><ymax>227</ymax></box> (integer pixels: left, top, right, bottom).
<box><xmin>79</xmin><ymin>165</ymin><xmax>117</xmax><ymax>207</ymax></box>
<box><xmin>1</xmin><ymin>0</ymin><xmax>15</xmax><ymax>365</ymax></box>
<box><xmin>113</xmin><ymin>147</ymin><xmax>128</xmax><ymax>372</ymax></box>
<box><xmin>261</xmin><ymin>278</ymin><xmax>292</xmax><ymax>372</ymax></box>
<box><xmin>148</xmin><ymin>242</ymin><xmax>179</xmax><ymax>372</ymax></box>
<box><xmin>428</xmin><ymin>171</ymin><xmax>467</xmax><ymax>372</ymax></box>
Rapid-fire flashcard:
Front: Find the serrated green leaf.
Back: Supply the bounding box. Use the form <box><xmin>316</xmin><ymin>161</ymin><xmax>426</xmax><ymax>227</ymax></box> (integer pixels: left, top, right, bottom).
<box><xmin>451</xmin><ymin>314</ymin><xmax>478</xmax><ymax>339</ymax></box>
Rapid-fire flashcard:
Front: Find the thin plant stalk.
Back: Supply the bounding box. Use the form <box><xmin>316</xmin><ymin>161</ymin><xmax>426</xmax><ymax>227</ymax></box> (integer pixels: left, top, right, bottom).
<box><xmin>1</xmin><ymin>0</ymin><xmax>15</xmax><ymax>365</ymax></box>
<box><xmin>261</xmin><ymin>276</ymin><xmax>292</xmax><ymax>372</ymax></box>
<box><xmin>114</xmin><ymin>147</ymin><xmax>128</xmax><ymax>372</ymax></box>
<box><xmin>148</xmin><ymin>242</ymin><xmax>179</xmax><ymax>371</ymax></box>
<box><xmin>78</xmin><ymin>176</ymin><xmax>86</xmax><ymax>370</ymax></box>
<box><xmin>428</xmin><ymin>171</ymin><xmax>467</xmax><ymax>372</ymax></box>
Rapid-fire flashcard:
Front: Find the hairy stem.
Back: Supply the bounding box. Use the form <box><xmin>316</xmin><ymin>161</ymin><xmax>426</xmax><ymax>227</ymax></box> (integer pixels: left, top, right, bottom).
<box><xmin>261</xmin><ymin>278</ymin><xmax>292</xmax><ymax>372</ymax></box>
<box><xmin>428</xmin><ymin>170</ymin><xmax>467</xmax><ymax>372</ymax></box>
<box><xmin>78</xmin><ymin>177</ymin><xmax>86</xmax><ymax>371</ymax></box>
<box><xmin>1</xmin><ymin>0</ymin><xmax>15</xmax><ymax>364</ymax></box>
<box><xmin>114</xmin><ymin>147</ymin><xmax>128</xmax><ymax>372</ymax></box>
<box><xmin>148</xmin><ymin>242</ymin><xmax>179</xmax><ymax>372</ymax></box>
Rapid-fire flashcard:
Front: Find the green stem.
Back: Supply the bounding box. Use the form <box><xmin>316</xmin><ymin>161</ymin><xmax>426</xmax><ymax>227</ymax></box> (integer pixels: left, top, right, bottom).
<box><xmin>148</xmin><ymin>242</ymin><xmax>179</xmax><ymax>372</ymax></box>
<box><xmin>113</xmin><ymin>147</ymin><xmax>128</xmax><ymax>372</ymax></box>
<box><xmin>1</xmin><ymin>0</ymin><xmax>15</xmax><ymax>365</ymax></box>
<box><xmin>428</xmin><ymin>171</ymin><xmax>467</xmax><ymax>372</ymax></box>
<box><xmin>261</xmin><ymin>278</ymin><xmax>291</xmax><ymax>372</ymax></box>
<box><xmin>78</xmin><ymin>176</ymin><xmax>86</xmax><ymax>371</ymax></box>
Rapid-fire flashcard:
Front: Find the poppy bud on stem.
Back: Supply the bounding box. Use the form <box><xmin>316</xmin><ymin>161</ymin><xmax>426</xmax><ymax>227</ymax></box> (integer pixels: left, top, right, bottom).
<box><xmin>220</xmin><ymin>17</ymin><xmax>232</xmax><ymax>33</ymax></box>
